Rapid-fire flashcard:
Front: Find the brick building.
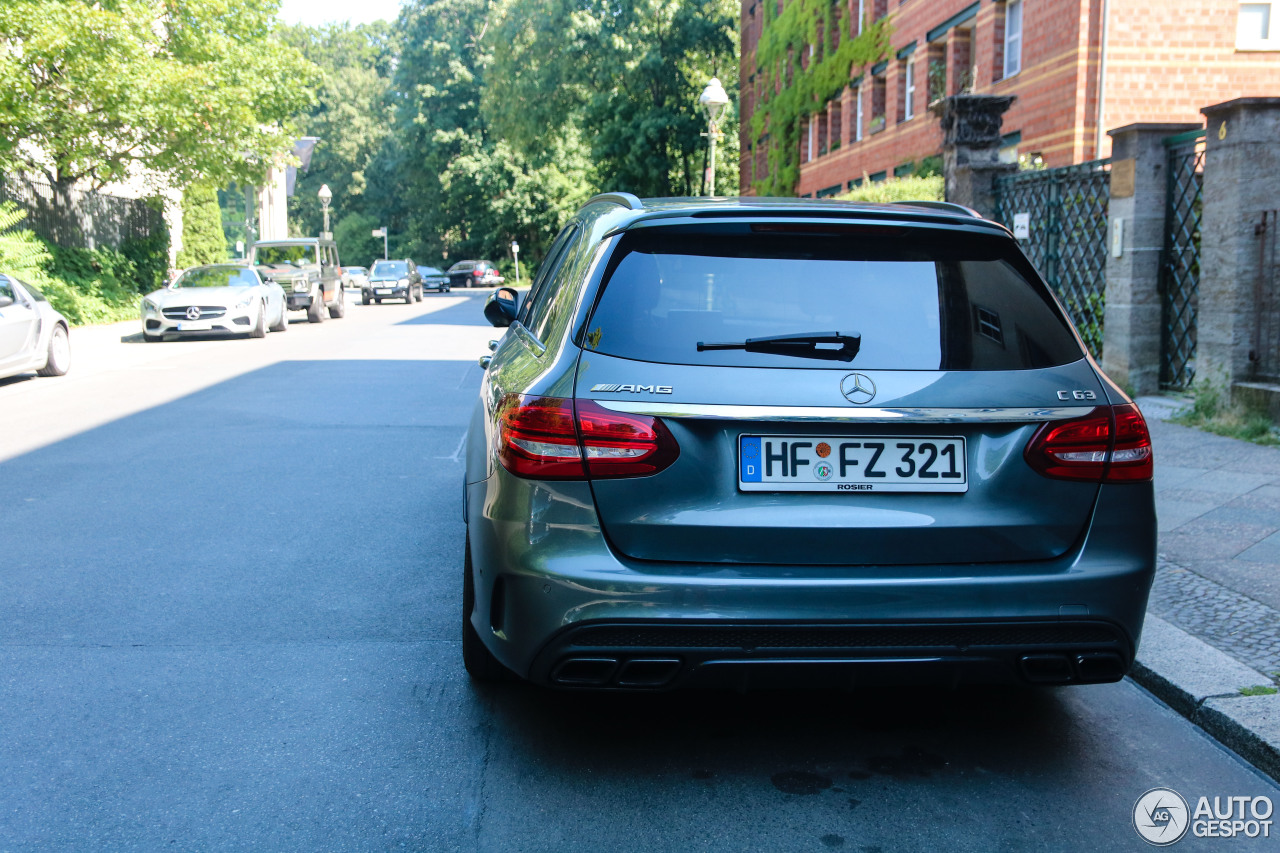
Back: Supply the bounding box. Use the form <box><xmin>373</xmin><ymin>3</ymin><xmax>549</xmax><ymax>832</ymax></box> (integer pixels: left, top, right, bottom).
<box><xmin>739</xmin><ymin>0</ymin><xmax>1280</xmax><ymax>197</ymax></box>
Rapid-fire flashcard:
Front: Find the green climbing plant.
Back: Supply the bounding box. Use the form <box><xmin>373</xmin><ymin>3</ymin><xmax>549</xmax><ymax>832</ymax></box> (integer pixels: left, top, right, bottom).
<box><xmin>748</xmin><ymin>1</ymin><xmax>892</xmax><ymax>196</ymax></box>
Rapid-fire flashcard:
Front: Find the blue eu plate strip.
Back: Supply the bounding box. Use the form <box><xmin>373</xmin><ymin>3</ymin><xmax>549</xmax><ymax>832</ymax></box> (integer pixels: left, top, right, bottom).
<box><xmin>740</xmin><ymin>436</ymin><xmax>762</xmax><ymax>482</ymax></box>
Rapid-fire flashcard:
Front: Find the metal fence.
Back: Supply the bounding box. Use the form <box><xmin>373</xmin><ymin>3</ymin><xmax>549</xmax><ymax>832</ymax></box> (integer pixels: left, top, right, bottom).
<box><xmin>1158</xmin><ymin>129</ymin><xmax>1206</xmax><ymax>390</ymax></box>
<box><xmin>1250</xmin><ymin>210</ymin><xmax>1280</xmax><ymax>383</ymax></box>
<box><xmin>995</xmin><ymin>159</ymin><xmax>1112</xmax><ymax>357</ymax></box>
<box><xmin>0</xmin><ymin>175</ymin><xmax>163</xmax><ymax>250</ymax></box>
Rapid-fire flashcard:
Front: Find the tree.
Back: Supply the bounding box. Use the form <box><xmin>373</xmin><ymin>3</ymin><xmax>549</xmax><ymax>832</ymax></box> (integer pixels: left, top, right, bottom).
<box><xmin>176</xmin><ymin>185</ymin><xmax>227</xmax><ymax>268</ymax></box>
<box><xmin>277</xmin><ymin>22</ymin><xmax>397</xmax><ymax>241</ymax></box>
<box><xmin>484</xmin><ymin>0</ymin><xmax>740</xmax><ymax>197</ymax></box>
<box><xmin>391</xmin><ymin>0</ymin><xmax>590</xmax><ymax>269</ymax></box>
<box><xmin>0</xmin><ymin>0</ymin><xmax>319</xmax><ymax>194</ymax></box>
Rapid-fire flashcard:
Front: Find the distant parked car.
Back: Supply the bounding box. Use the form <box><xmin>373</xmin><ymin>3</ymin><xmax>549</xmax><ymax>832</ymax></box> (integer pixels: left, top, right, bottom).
<box><xmin>141</xmin><ymin>264</ymin><xmax>287</xmax><ymax>341</ymax></box>
<box><xmin>417</xmin><ymin>265</ymin><xmax>450</xmax><ymax>293</ymax></box>
<box><xmin>342</xmin><ymin>266</ymin><xmax>369</xmax><ymax>289</ymax></box>
<box><xmin>250</xmin><ymin>236</ymin><xmax>345</xmax><ymax>323</ymax></box>
<box><xmin>0</xmin><ymin>274</ymin><xmax>70</xmax><ymax>380</ymax></box>
<box><xmin>446</xmin><ymin>260</ymin><xmax>498</xmax><ymax>289</ymax></box>
<box><xmin>363</xmin><ymin>259</ymin><xmax>422</xmax><ymax>304</ymax></box>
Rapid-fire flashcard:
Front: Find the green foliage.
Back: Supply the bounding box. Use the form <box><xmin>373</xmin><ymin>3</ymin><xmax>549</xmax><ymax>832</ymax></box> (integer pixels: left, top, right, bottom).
<box><xmin>277</xmin><ymin>22</ymin><xmax>395</xmax><ymax>240</ymax></box>
<box><xmin>120</xmin><ymin>197</ymin><xmax>171</xmax><ymax>294</ymax></box>
<box><xmin>1062</xmin><ymin>290</ymin><xmax>1104</xmax><ymax>359</ymax></box>
<box><xmin>486</xmin><ymin>0</ymin><xmax>740</xmax><ymax>198</ymax></box>
<box><xmin>0</xmin><ymin>201</ymin><xmax>149</xmax><ymax>325</ymax></box>
<box><xmin>837</xmin><ymin>174</ymin><xmax>944</xmax><ymax>204</ymax></box>
<box><xmin>333</xmin><ymin>211</ymin><xmax>384</xmax><ymax>268</ymax></box>
<box><xmin>0</xmin><ymin>0</ymin><xmax>319</xmax><ymax>190</ymax></box>
<box><xmin>1173</xmin><ymin>381</ymin><xmax>1280</xmax><ymax>446</ymax></box>
<box><xmin>176</xmin><ymin>185</ymin><xmax>227</xmax><ymax>268</ymax></box>
<box><xmin>749</xmin><ymin>5</ymin><xmax>892</xmax><ymax>195</ymax></box>
<box><xmin>1240</xmin><ymin>685</ymin><xmax>1279</xmax><ymax>696</ymax></box>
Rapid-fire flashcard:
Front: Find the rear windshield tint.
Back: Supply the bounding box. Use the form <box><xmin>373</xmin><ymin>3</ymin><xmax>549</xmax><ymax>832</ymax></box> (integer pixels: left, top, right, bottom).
<box><xmin>584</xmin><ymin>229</ymin><xmax>1084</xmax><ymax>370</ymax></box>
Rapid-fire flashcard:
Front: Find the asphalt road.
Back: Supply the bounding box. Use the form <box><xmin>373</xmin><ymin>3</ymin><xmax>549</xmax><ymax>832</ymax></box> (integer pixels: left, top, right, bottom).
<box><xmin>1</xmin><ymin>291</ymin><xmax>1277</xmax><ymax>852</ymax></box>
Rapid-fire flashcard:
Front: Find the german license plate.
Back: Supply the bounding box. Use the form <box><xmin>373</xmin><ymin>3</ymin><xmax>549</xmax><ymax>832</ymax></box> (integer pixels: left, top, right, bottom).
<box><xmin>739</xmin><ymin>435</ymin><xmax>967</xmax><ymax>493</ymax></box>
<box><xmin>175</xmin><ymin>322</ymin><xmax>209</xmax><ymax>332</ymax></box>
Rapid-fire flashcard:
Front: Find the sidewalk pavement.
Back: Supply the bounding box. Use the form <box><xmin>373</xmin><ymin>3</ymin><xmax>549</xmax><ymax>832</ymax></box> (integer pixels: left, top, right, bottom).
<box><xmin>1130</xmin><ymin>396</ymin><xmax>1280</xmax><ymax>780</ymax></box>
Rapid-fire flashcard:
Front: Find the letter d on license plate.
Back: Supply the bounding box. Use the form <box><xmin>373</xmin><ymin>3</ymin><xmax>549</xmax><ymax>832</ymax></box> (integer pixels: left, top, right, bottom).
<box><xmin>738</xmin><ymin>434</ymin><xmax>967</xmax><ymax>493</ymax></box>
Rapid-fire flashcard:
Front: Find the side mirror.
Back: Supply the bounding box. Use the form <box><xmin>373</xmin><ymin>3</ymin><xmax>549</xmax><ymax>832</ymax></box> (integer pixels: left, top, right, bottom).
<box><xmin>483</xmin><ymin>286</ymin><xmax>519</xmax><ymax>328</ymax></box>
<box><xmin>478</xmin><ymin>355</ymin><xmax>493</xmax><ymax>369</ymax></box>
<box><xmin>0</xmin><ymin>295</ymin><xmax>13</xmax><ymax>309</ymax></box>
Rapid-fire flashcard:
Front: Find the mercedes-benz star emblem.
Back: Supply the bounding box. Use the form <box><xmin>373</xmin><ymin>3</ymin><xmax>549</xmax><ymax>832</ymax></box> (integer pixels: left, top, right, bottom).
<box><xmin>185</xmin><ymin>306</ymin><xmax>202</xmax><ymax>320</ymax></box>
<box><xmin>840</xmin><ymin>372</ymin><xmax>876</xmax><ymax>405</ymax></box>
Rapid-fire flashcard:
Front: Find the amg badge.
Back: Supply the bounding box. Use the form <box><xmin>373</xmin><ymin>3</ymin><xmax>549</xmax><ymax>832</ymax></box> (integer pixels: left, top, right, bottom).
<box><xmin>590</xmin><ymin>383</ymin><xmax>673</xmax><ymax>394</ymax></box>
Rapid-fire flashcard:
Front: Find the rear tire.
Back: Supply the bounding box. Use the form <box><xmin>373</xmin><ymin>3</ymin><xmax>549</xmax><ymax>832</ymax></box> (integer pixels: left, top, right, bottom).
<box><xmin>328</xmin><ymin>287</ymin><xmax>345</xmax><ymax>319</ymax></box>
<box><xmin>36</xmin><ymin>324</ymin><xmax>70</xmax><ymax>375</ymax></box>
<box><xmin>462</xmin><ymin>536</ymin><xmax>511</xmax><ymax>682</ymax></box>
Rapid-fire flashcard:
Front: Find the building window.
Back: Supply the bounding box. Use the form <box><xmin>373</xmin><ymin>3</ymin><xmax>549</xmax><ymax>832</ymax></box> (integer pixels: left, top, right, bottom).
<box><xmin>903</xmin><ymin>58</ymin><xmax>915</xmax><ymax>120</ymax></box>
<box><xmin>854</xmin><ymin>85</ymin><xmax>864</xmax><ymax>142</ymax></box>
<box><xmin>870</xmin><ymin>73</ymin><xmax>887</xmax><ymax>133</ymax></box>
<box><xmin>830</xmin><ymin>98</ymin><xmax>843</xmax><ymax>151</ymax></box>
<box><xmin>1238</xmin><ymin>2</ymin><xmax>1280</xmax><ymax>49</ymax></box>
<box><xmin>1003</xmin><ymin>0</ymin><xmax>1023</xmax><ymax>78</ymax></box>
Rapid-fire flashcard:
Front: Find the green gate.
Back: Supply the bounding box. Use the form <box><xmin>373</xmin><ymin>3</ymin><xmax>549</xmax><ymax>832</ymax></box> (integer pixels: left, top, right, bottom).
<box><xmin>1159</xmin><ymin>128</ymin><xmax>1206</xmax><ymax>390</ymax></box>
<box><xmin>995</xmin><ymin>159</ymin><xmax>1112</xmax><ymax>357</ymax></box>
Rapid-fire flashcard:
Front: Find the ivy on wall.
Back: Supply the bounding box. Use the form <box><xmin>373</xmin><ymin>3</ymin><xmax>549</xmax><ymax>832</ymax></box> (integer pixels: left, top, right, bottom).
<box><xmin>748</xmin><ymin>2</ymin><xmax>892</xmax><ymax>196</ymax></box>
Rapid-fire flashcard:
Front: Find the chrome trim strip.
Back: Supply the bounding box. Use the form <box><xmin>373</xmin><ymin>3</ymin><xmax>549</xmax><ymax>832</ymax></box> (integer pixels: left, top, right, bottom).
<box><xmin>591</xmin><ymin>401</ymin><xmax>1095</xmax><ymax>423</ymax></box>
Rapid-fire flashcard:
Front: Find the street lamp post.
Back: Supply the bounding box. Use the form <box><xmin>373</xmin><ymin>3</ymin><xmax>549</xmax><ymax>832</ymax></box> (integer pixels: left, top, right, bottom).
<box><xmin>698</xmin><ymin>77</ymin><xmax>730</xmax><ymax>197</ymax></box>
<box><xmin>318</xmin><ymin>184</ymin><xmax>333</xmax><ymax>240</ymax></box>
<box><xmin>510</xmin><ymin>240</ymin><xmax>520</xmax><ymax>286</ymax></box>
<box><xmin>372</xmin><ymin>227</ymin><xmax>388</xmax><ymax>260</ymax></box>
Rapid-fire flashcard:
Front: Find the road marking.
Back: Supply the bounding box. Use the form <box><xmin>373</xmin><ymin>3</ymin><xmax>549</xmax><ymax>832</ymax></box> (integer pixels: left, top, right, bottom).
<box><xmin>436</xmin><ymin>431</ymin><xmax>467</xmax><ymax>462</ymax></box>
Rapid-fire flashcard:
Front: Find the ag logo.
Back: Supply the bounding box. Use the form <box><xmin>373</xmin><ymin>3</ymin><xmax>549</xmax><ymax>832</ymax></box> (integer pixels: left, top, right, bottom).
<box><xmin>840</xmin><ymin>373</ymin><xmax>876</xmax><ymax>405</ymax></box>
<box><xmin>1133</xmin><ymin>787</ymin><xmax>1190</xmax><ymax>846</ymax></box>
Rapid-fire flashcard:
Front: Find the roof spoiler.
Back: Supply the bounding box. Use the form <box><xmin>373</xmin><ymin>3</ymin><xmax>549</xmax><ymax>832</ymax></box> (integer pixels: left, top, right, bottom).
<box><xmin>586</xmin><ymin>192</ymin><xmax>644</xmax><ymax>210</ymax></box>
<box><xmin>890</xmin><ymin>200</ymin><xmax>981</xmax><ymax>218</ymax></box>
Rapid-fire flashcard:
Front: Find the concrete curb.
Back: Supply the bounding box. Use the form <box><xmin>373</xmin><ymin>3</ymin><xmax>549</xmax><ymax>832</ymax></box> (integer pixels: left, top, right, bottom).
<box><xmin>1131</xmin><ymin>614</ymin><xmax>1280</xmax><ymax>781</ymax></box>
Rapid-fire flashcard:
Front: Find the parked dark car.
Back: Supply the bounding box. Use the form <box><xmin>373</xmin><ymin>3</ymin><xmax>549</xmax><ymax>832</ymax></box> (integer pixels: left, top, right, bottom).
<box><xmin>363</xmin><ymin>259</ymin><xmax>422</xmax><ymax>304</ymax></box>
<box><xmin>462</xmin><ymin>194</ymin><xmax>1156</xmax><ymax>691</ymax></box>
<box><xmin>446</xmin><ymin>260</ymin><xmax>498</xmax><ymax>289</ymax></box>
<box><xmin>417</xmin><ymin>265</ymin><xmax>451</xmax><ymax>293</ymax></box>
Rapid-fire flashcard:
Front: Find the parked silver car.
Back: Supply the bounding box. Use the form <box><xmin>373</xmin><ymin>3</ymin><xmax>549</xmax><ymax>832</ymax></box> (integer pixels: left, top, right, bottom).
<box><xmin>0</xmin><ymin>274</ymin><xmax>70</xmax><ymax>380</ymax></box>
<box><xmin>141</xmin><ymin>264</ymin><xmax>288</xmax><ymax>341</ymax></box>
<box><xmin>463</xmin><ymin>195</ymin><xmax>1157</xmax><ymax>691</ymax></box>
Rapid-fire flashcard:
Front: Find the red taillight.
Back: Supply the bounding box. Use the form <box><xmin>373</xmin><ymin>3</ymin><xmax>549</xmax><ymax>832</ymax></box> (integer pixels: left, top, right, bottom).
<box><xmin>1024</xmin><ymin>403</ymin><xmax>1152</xmax><ymax>483</ymax></box>
<box><xmin>496</xmin><ymin>395</ymin><xmax>585</xmax><ymax>479</ymax></box>
<box><xmin>496</xmin><ymin>395</ymin><xmax>679</xmax><ymax>480</ymax></box>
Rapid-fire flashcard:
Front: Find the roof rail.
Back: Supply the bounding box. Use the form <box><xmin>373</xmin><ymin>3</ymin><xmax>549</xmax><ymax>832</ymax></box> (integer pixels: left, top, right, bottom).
<box><xmin>891</xmin><ymin>200</ymin><xmax>981</xmax><ymax>218</ymax></box>
<box><xmin>586</xmin><ymin>192</ymin><xmax>644</xmax><ymax>210</ymax></box>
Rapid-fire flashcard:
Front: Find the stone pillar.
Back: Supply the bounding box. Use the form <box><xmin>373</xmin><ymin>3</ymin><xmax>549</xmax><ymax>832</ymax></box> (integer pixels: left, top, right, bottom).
<box><xmin>931</xmin><ymin>94</ymin><xmax>1016</xmax><ymax>219</ymax></box>
<box><xmin>1100</xmin><ymin>123</ymin><xmax>1200</xmax><ymax>395</ymax></box>
<box><xmin>1198</xmin><ymin>98</ymin><xmax>1280</xmax><ymax>393</ymax></box>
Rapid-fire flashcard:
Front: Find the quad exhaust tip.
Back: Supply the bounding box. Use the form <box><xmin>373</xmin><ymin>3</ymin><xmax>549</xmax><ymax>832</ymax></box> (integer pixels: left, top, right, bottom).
<box><xmin>1019</xmin><ymin>652</ymin><xmax>1126</xmax><ymax>684</ymax></box>
<box><xmin>551</xmin><ymin>657</ymin><xmax>682</xmax><ymax>688</ymax></box>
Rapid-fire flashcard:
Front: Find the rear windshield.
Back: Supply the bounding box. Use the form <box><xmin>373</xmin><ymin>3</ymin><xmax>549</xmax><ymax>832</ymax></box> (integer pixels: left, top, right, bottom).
<box><xmin>585</xmin><ymin>229</ymin><xmax>1084</xmax><ymax>370</ymax></box>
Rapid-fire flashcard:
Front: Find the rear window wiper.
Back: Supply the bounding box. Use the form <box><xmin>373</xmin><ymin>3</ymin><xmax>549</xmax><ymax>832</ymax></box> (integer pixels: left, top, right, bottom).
<box><xmin>697</xmin><ymin>331</ymin><xmax>861</xmax><ymax>362</ymax></box>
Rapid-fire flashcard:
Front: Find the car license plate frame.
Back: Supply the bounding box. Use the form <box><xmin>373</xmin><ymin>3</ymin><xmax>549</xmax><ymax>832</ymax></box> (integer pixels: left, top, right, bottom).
<box><xmin>375</xmin><ymin>288</ymin><xmax>393</xmax><ymax>295</ymax></box>
<box><xmin>738</xmin><ymin>434</ymin><xmax>968</xmax><ymax>493</ymax></box>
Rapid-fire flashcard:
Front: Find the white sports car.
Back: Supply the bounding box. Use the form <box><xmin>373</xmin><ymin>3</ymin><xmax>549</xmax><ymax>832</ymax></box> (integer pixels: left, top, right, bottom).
<box><xmin>142</xmin><ymin>264</ymin><xmax>288</xmax><ymax>341</ymax></box>
<box><xmin>0</xmin><ymin>274</ymin><xmax>71</xmax><ymax>381</ymax></box>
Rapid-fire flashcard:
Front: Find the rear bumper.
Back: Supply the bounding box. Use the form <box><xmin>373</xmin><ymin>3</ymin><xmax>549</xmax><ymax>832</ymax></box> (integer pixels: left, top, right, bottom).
<box><xmin>466</xmin><ymin>478</ymin><xmax>1156</xmax><ymax>689</ymax></box>
<box><xmin>531</xmin><ymin>620</ymin><xmax>1132</xmax><ymax>690</ymax></box>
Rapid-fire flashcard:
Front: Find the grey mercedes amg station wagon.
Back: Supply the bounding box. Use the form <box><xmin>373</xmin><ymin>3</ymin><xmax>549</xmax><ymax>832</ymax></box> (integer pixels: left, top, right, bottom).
<box><xmin>463</xmin><ymin>194</ymin><xmax>1156</xmax><ymax>691</ymax></box>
